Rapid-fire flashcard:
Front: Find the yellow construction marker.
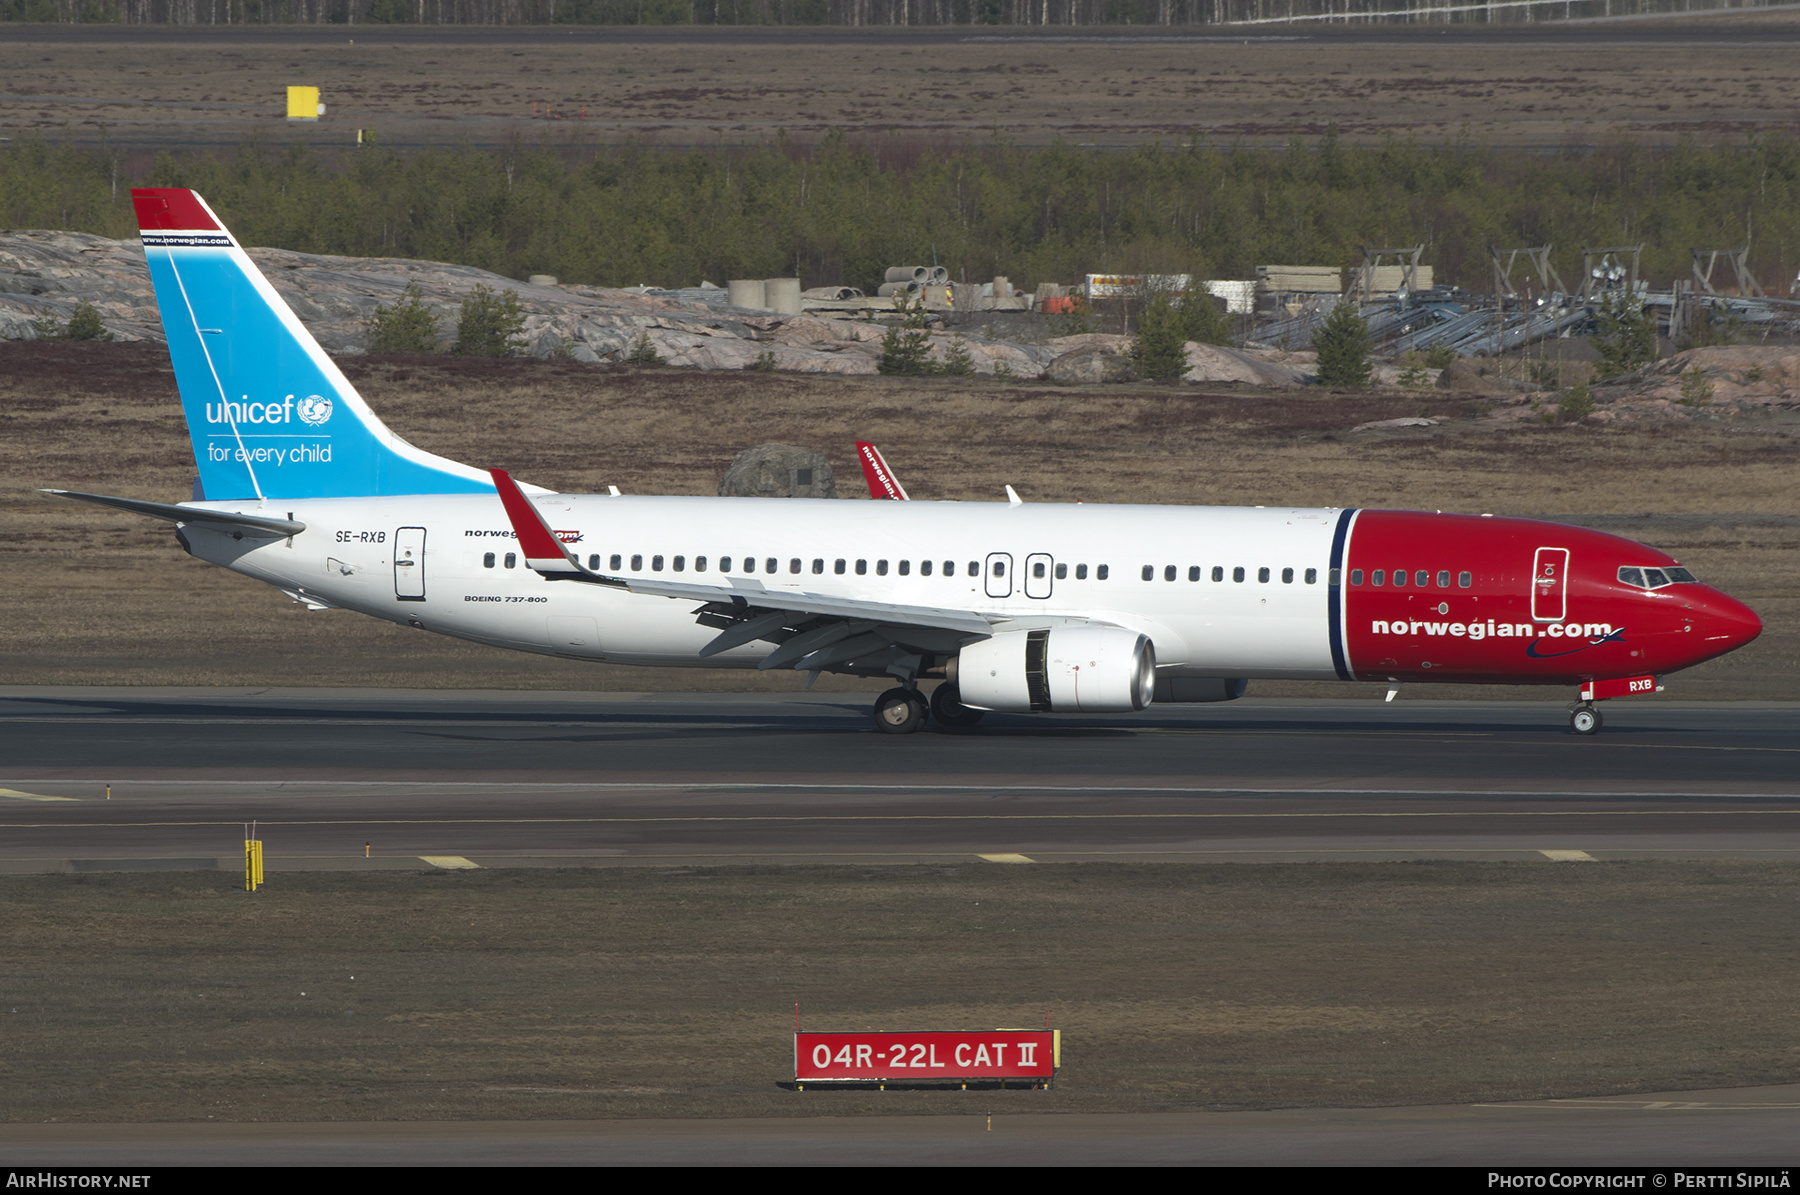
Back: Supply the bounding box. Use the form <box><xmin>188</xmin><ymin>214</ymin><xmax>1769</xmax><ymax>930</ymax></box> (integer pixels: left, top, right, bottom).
<box><xmin>420</xmin><ymin>856</ymin><xmax>479</xmax><ymax>870</ymax></box>
<box><xmin>0</xmin><ymin>788</ymin><xmax>76</xmax><ymax>802</ymax></box>
<box><xmin>978</xmin><ymin>853</ymin><xmax>1034</xmax><ymax>864</ymax></box>
<box><xmin>1540</xmin><ymin>849</ymin><xmax>1598</xmax><ymax>861</ymax></box>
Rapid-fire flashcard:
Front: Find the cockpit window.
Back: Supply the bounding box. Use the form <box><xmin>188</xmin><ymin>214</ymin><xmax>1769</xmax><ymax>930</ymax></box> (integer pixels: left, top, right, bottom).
<box><xmin>1619</xmin><ymin>565</ymin><xmax>1696</xmax><ymax>590</ymax></box>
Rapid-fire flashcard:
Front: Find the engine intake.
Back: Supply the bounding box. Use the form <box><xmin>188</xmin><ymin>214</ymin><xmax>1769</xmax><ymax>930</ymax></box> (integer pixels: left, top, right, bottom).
<box><xmin>953</xmin><ymin>627</ymin><xmax>1155</xmax><ymax>713</ymax></box>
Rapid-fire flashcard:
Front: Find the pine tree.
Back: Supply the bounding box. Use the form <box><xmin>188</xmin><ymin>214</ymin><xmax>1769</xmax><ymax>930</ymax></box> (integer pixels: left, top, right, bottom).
<box><xmin>367</xmin><ymin>283</ymin><xmax>441</xmax><ymax>353</ymax></box>
<box><xmin>1179</xmin><ymin>285</ymin><xmax>1233</xmax><ymax>347</ymax></box>
<box><xmin>454</xmin><ymin>284</ymin><xmax>527</xmax><ymax>357</ymax></box>
<box><xmin>1592</xmin><ymin>291</ymin><xmax>1658</xmax><ymax>381</ymax></box>
<box><xmin>1314</xmin><ymin>302</ymin><xmax>1373</xmax><ymax>387</ymax></box>
<box><xmin>1130</xmin><ymin>292</ymin><xmax>1191</xmax><ymax>382</ymax></box>
<box><xmin>877</xmin><ymin>293</ymin><xmax>935</xmax><ymax>377</ymax></box>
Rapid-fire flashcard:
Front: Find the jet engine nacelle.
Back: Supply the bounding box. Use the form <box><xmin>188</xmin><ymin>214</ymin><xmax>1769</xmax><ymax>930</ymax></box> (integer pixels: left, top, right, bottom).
<box><xmin>952</xmin><ymin>626</ymin><xmax>1155</xmax><ymax>713</ymax></box>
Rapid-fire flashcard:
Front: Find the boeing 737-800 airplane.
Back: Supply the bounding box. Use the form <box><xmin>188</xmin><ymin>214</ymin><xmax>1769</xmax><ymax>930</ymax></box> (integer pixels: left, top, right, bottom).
<box><xmin>48</xmin><ymin>189</ymin><xmax>1764</xmax><ymax>735</ymax></box>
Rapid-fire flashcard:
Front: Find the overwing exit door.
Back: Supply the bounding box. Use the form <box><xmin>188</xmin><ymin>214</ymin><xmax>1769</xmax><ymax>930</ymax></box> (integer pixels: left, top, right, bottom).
<box><xmin>984</xmin><ymin>552</ymin><xmax>1013</xmax><ymax>599</ymax></box>
<box><xmin>1532</xmin><ymin>547</ymin><xmax>1568</xmax><ymax>621</ymax></box>
<box><xmin>395</xmin><ymin>527</ymin><xmax>426</xmax><ymax>601</ymax></box>
<box><xmin>1024</xmin><ymin>553</ymin><xmax>1054</xmax><ymax>599</ymax></box>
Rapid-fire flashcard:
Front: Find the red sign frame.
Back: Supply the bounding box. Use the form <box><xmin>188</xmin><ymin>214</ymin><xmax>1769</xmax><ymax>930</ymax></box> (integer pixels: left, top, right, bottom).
<box><xmin>795</xmin><ymin>1031</ymin><xmax>1057</xmax><ymax>1082</ymax></box>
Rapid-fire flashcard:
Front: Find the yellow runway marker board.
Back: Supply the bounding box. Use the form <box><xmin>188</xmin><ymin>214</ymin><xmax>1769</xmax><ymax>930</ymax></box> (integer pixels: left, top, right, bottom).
<box><xmin>420</xmin><ymin>856</ymin><xmax>480</xmax><ymax>870</ymax></box>
<box><xmin>978</xmin><ymin>853</ymin><xmax>1035</xmax><ymax>864</ymax></box>
<box><xmin>1540</xmin><ymin>849</ymin><xmax>1598</xmax><ymax>861</ymax></box>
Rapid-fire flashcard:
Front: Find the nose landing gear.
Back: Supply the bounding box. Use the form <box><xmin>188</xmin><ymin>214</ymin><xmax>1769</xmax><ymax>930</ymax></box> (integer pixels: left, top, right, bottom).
<box><xmin>1569</xmin><ymin>703</ymin><xmax>1603</xmax><ymax>735</ymax></box>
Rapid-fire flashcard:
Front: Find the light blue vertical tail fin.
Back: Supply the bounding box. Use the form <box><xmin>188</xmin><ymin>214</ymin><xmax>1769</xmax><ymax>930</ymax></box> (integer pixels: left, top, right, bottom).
<box><xmin>132</xmin><ymin>188</ymin><xmax>493</xmax><ymax>502</ymax></box>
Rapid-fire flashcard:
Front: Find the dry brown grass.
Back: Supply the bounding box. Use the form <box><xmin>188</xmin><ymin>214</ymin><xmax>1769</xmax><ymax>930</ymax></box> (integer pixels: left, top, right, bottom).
<box><xmin>4</xmin><ymin>342</ymin><xmax>1797</xmax><ymax>698</ymax></box>
<box><xmin>4</xmin><ymin>861</ymin><xmax>1799</xmax><ymax>1122</ymax></box>
<box><xmin>5</xmin><ymin>23</ymin><xmax>1800</xmax><ymax>150</ymax></box>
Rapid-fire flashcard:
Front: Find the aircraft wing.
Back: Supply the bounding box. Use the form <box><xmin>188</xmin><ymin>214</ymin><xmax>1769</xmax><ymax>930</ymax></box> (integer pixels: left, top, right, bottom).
<box><xmin>854</xmin><ymin>441</ymin><xmax>910</xmax><ymax>500</ymax></box>
<box><xmin>44</xmin><ymin>489</ymin><xmax>306</xmax><ymax>537</ymax></box>
<box><xmin>490</xmin><ymin>468</ymin><xmax>998</xmax><ymax>672</ymax></box>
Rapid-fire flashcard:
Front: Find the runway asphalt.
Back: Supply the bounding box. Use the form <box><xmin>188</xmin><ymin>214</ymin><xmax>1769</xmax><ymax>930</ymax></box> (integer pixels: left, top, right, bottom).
<box><xmin>4</xmin><ymin>687</ymin><xmax>1798</xmax><ymax>1165</ymax></box>
<box><xmin>4</xmin><ymin>1083</ymin><xmax>1799</xmax><ymax>1165</ymax></box>
<box><xmin>3</xmin><ymin>687</ymin><xmax>1798</xmax><ymax>870</ymax></box>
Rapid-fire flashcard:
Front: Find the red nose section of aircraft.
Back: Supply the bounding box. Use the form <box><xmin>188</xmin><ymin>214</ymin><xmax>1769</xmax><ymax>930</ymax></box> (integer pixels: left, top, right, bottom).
<box><xmin>1340</xmin><ymin>511</ymin><xmax>1760</xmax><ymax>686</ymax></box>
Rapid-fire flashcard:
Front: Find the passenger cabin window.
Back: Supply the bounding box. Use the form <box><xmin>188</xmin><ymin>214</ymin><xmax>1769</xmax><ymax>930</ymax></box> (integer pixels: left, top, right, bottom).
<box><xmin>1076</xmin><ymin>564</ymin><xmax>1089</xmax><ymax>580</ymax></box>
<box><xmin>1258</xmin><ymin>567</ymin><xmax>1271</xmax><ymax>583</ymax></box>
<box><xmin>921</xmin><ymin>560</ymin><xmax>933</xmax><ymax>576</ymax></box>
<box><xmin>1372</xmin><ymin>569</ymin><xmax>1384</xmax><ymax>586</ymax></box>
<box><xmin>1165</xmin><ymin>565</ymin><xmax>1177</xmax><ymax>582</ymax></box>
<box><xmin>812</xmin><ymin>559</ymin><xmax>824</xmax><ymax>575</ymax></box>
<box><xmin>1233</xmin><ymin>567</ymin><xmax>1245</xmax><ymax>583</ymax></box>
<box><xmin>1436</xmin><ymin>570</ymin><xmax>1450</xmax><ymax>588</ymax></box>
<box><xmin>504</xmin><ymin>552</ymin><xmax>517</xmax><ymax>569</ymax></box>
<box><xmin>1458</xmin><ymin>570</ymin><xmax>1471</xmax><ymax>588</ymax></box>
<box><xmin>877</xmin><ymin>560</ymin><xmax>889</xmax><ymax>576</ymax></box>
<box><xmin>611</xmin><ymin>554</ymin><xmax>623</xmax><ymax>571</ymax></box>
<box><xmin>1282</xmin><ymin>568</ymin><xmax>1294</xmax><ymax>584</ymax></box>
<box><xmin>652</xmin><ymin>555</ymin><xmax>664</xmax><ymax>571</ymax></box>
<box><xmin>944</xmin><ymin>560</ymin><xmax>955</xmax><ymax>576</ymax></box>
<box><xmin>1188</xmin><ymin>566</ymin><xmax>1200</xmax><ymax>582</ymax></box>
<box><xmin>1211</xmin><ymin>566</ymin><xmax>1224</xmax><ymax>582</ymax></box>
<box><xmin>789</xmin><ymin>558</ymin><xmax>802</xmax><ymax>574</ymax></box>
<box><xmin>856</xmin><ymin>560</ymin><xmax>867</xmax><ymax>575</ymax></box>
<box><xmin>1392</xmin><ymin>570</ymin><xmax>1406</xmax><ymax>587</ymax></box>
<box><xmin>1032</xmin><ymin>561</ymin><xmax>1045</xmax><ymax>578</ymax></box>
<box><xmin>766</xmin><ymin>558</ymin><xmax>778</xmax><ymax>574</ymax></box>
<box><xmin>1304</xmin><ymin>568</ymin><xmax>1318</xmax><ymax>584</ymax></box>
<box><xmin>483</xmin><ymin>552</ymin><xmax>495</xmax><ymax>568</ymax></box>
<box><xmin>1141</xmin><ymin>565</ymin><xmax>1154</xmax><ymax>582</ymax></box>
<box><xmin>719</xmin><ymin>556</ymin><xmax>732</xmax><ymax>572</ymax></box>
<box><xmin>631</xmin><ymin>554</ymin><xmax>643</xmax><ymax>571</ymax></box>
<box><xmin>1415</xmin><ymin>570</ymin><xmax>1429</xmax><ymax>587</ymax></box>
<box><xmin>1097</xmin><ymin>565</ymin><xmax>1110</xmax><ymax>580</ymax></box>
<box><xmin>673</xmin><ymin>555</ymin><xmax>685</xmax><ymax>572</ymax></box>
<box><xmin>588</xmin><ymin>554</ymin><xmax>600</xmax><ymax>571</ymax></box>
<box><xmin>1350</xmin><ymin>569</ymin><xmax>1364</xmax><ymax>586</ymax></box>
<box><xmin>1055</xmin><ymin>563</ymin><xmax>1067</xmax><ymax>580</ymax></box>
<box><xmin>835</xmin><ymin>559</ymin><xmax>847</xmax><ymax>575</ymax></box>
<box><xmin>696</xmin><ymin>556</ymin><xmax>708</xmax><ymax>572</ymax></box>
<box><xmin>899</xmin><ymin>560</ymin><xmax>911</xmax><ymax>576</ymax></box>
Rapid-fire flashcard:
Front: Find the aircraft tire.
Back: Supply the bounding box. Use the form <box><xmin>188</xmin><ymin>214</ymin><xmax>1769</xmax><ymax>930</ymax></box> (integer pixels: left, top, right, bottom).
<box><xmin>1570</xmin><ymin>705</ymin><xmax>1603</xmax><ymax>735</ymax></box>
<box><xmin>874</xmin><ymin>687</ymin><xmax>928</xmax><ymax>735</ymax></box>
<box><xmin>929</xmin><ymin>683</ymin><xmax>985</xmax><ymax>728</ymax></box>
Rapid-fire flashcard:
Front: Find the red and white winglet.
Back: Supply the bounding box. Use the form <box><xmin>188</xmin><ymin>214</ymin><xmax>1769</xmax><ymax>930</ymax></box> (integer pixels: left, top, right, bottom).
<box><xmin>490</xmin><ymin>468</ymin><xmax>606</xmax><ymax>581</ymax></box>
<box><xmin>855</xmin><ymin>441</ymin><xmax>910</xmax><ymax>501</ymax></box>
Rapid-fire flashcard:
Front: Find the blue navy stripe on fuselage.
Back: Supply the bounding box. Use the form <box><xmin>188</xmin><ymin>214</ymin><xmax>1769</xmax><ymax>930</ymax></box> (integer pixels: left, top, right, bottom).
<box><xmin>1327</xmin><ymin>508</ymin><xmax>1358</xmax><ymax>681</ymax></box>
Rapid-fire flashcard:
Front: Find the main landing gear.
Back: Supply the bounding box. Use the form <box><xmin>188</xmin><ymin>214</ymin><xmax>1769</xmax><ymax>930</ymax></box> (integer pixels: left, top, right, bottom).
<box><xmin>872</xmin><ymin>684</ymin><xmax>987</xmax><ymax>734</ymax></box>
<box><xmin>1569</xmin><ymin>703</ymin><xmax>1604</xmax><ymax>735</ymax></box>
<box><xmin>873</xmin><ymin>686</ymin><xmax>928</xmax><ymax>735</ymax></box>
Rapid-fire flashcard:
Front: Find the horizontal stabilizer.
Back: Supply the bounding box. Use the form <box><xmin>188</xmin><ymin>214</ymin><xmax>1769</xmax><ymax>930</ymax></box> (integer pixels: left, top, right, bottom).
<box><xmin>44</xmin><ymin>489</ymin><xmax>305</xmax><ymax>537</ymax></box>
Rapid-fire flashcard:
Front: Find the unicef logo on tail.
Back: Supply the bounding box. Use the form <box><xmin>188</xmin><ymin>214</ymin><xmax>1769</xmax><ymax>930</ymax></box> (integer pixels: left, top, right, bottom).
<box><xmin>297</xmin><ymin>394</ymin><xmax>333</xmax><ymax>426</ymax></box>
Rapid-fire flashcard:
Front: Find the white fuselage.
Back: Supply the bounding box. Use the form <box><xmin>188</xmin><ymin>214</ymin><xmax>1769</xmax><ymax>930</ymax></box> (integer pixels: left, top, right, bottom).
<box><xmin>182</xmin><ymin>494</ymin><xmax>1346</xmax><ymax>680</ymax></box>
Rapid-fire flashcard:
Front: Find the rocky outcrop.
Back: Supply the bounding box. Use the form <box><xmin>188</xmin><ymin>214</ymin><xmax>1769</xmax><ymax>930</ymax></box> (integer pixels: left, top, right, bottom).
<box><xmin>718</xmin><ymin>443</ymin><xmax>837</xmax><ymax>499</ymax></box>
<box><xmin>1048</xmin><ymin>346</ymin><xmax>1135</xmax><ymax>385</ymax></box>
<box><xmin>0</xmin><ymin>229</ymin><xmax>1060</xmax><ymax>379</ymax></box>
